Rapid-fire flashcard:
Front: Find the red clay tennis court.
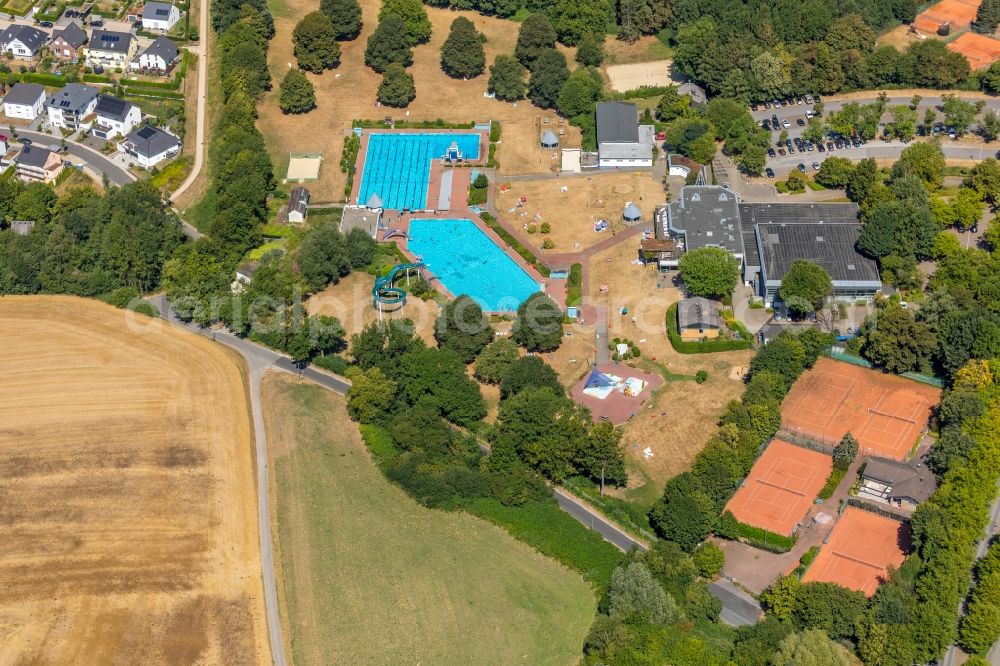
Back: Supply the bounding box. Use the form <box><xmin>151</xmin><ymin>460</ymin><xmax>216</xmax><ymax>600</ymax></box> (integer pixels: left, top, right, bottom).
<box><xmin>802</xmin><ymin>506</ymin><xmax>909</xmax><ymax>596</ymax></box>
<box><xmin>725</xmin><ymin>439</ymin><xmax>832</xmax><ymax>537</ymax></box>
<box><xmin>948</xmin><ymin>32</ymin><xmax>1000</xmax><ymax>70</ymax></box>
<box><xmin>913</xmin><ymin>0</ymin><xmax>981</xmax><ymax>34</ymax></box>
<box><xmin>780</xmin><ymin>358</ymin><xmax>939</xmax><ymax>461</ymax></box>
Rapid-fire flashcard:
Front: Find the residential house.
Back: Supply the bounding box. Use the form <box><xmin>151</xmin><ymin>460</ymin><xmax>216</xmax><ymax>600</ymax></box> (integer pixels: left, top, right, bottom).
<box><xmin>0</xmin><ymin>25</ymin><xmax>48</xmax><ymax>59</ymax></box>
<box><xmin>595</xmin><ymin>102</ymin><xmax>654</xmax><ymax>168</ymax></box>
<box><xmin>50</xmin><ymin>21</ymin><xmax>87</xmax><ymax>61</ymax></box>
<box><xmin>45</xmin><ymin>83</ymin><xmax>99</xmax><ymax>130</ymax></box>
<box><xmin>141</xmin><ymin>2</ymin><xmax>181</xmax><ymax>31</ymax></box>
<box><xmin>678</xmin><ymin>82</ymin><xmax>708</xmax><ymax>108</ymax></box>
<box><xmin>119</xmin><ymin>124</ymin><xmax>181</xmax><ymax>167</ymax></box>
<box><xmin>3</xmin><ymin>83</ymin><xmax>46</xmax><ymax>120</ymax></box>
<box><xmin>91</xmin><ymin>95</ymin><xmax>141</xmax><ymax>139</ymax></box>
<box><xmin>231</xmin><ymin>261</ymin><xmax>259</xmax><ymax>293</ymax></box>
<box><xmin>288</xmin><ymin>186</ymin><xmax>309</xmax><ymax>223</ymax></box>
<box><xmin>15</xmin><ymin>145</ymin><xmax>64</xmax><ymax>183</ymax></box>
<box><xmin>131</xmin><ymin>35</ymin><xmax>179</xmax><ymax>74</ymax></box>
<box><xmin>859</xmin><ymin>457</ymin><xmax>937</xmax><ymax>509</ymax></box>
<box><xmin>84</xmin><ymin>29</ymin><xmax>136</xmax><ymax>68</ymax></box>
<box><xmin>676</xmin><ymin>296</ymin><xmax>721</xmax><ymax>341</ymax></box>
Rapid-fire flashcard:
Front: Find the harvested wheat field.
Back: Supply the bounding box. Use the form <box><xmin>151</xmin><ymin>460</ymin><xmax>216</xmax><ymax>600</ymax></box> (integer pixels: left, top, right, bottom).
<box><xmin>305</xmin><ymin>271</ymin><xmax>440</xmax><ymax>345</ymax></box>
<box><xmin>496</xmin><ymin>172</ymin><xmax>665</xmax><ymax>254</ymax></box>
<box><xmin>258</xmin><ymin>0</ymin><xmax>579</xmax><ymax>201</ymax></box>
<box><xmin>0</xmin><ymin>296</ymin><xmax>266</xmax><ymax>664</ymax></box>
<box><xmin>586</xmin><ymin>240</ymin><xmax>751</xmax><ymax>504</ymax></box>
<box><xmin>264</xmin><ymin>374</ymin><xmax>596</xmax><ymax>665</ymax></box>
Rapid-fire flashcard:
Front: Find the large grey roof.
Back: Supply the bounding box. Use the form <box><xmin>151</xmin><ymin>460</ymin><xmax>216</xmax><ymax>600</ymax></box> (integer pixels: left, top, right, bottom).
<box><xmin>53</xmin><ymin>21</ymin><xmax>87</xmax><ymax>48</ymax></box>
<box><xmin>863</xmin><ymin>457</ymin><xmax>936</xmax><ymax>503</ymax></box>
<box><xmin>0</xmin><ymin>25</ymin><xmax>48</xmax><ymax>52</ymax></box>
<box><xmin>123</xmin><ymin>124</ymin><xmax>181</xmax><ymax>157</ymax></box>
<box><xmin>89</xmin><ymin>29</ymin><xmax>133</xmax><ymax>54</ymax></box>
<box><xmin>140</xmin><ymin>35</ymin><xmax>178</xmax><ymax>62</ymax></box>
<box><xmin>596</xmin><ymin>102</ymin><xmax>639</xmax><ymax>146</ymax></box>
<box><xmin>95</xmin><ymin>95</ymin><xmax>134</xmax><ymax>122</ymax></box>
<box><xmin>665</xmin><ymin>185</ymin><xmax>745</xmax><ymax>255</ymax></box>
<box><xmin>757</xmin><ymin>222</ymin><xmax>881</xmax><ymax>286</ymax></box>
<box><xmin>142</xmin><ymin>1</ymin><xmax>176</xmax><ymax>19</ymax></box>
<box><xmin>677</xmin><ymin>296</ymin><xmax>720</xmax><ymax>330</ymax></box>
<box><xmin>739</xmin><ymin>202</ymin><xmax>861</xmax><ymax>226</ymax></box>
<box><xmin>15</xmin><ymin>145</ymin><xmax>52</xmax><ymax>168</ymax></box>
<box><xmin>601</xmin><ymin>124</ymin><xmax>654</xmax><ymax>160</ymax></box>
<box><xmin>3</xmin><ymin>82</ymin><xmax>45</xmax><ymax>106</ymax></box>
<box><xmin>45</xmin><ymin>82</ymin><xmax>99</xmax><ymax>112</ymax></box>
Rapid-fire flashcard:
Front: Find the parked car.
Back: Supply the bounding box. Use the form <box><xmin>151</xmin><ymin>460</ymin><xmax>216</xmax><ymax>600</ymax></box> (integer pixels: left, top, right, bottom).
<box><xmin>38</xmin><ymin>20</ymin><xmax>53</xmax><ymax>27</ymax></box>
<box><xmin>765</xmin><ymin>167</ymin><xmax>775</xmax><ymax>178</ymax></box>
<box><xmin>767</xmin><ymin>148</ymin><xmax>776</xmax><ymax>157</ymax></box>
<box><xmin>796</xmin><ymin>118</ymin><xmax>805</xmax><ymax>127</ymax></box>
<box><xmin>18</xmin><ymin>137</ymin><xmax>31</xmax><ymax>145</ymax></box>
<box><xmin>48</xmin><ymin>143</ymin><xmax>63</xmax><ymax>153</ymax></box>
<box><xmin>806</xmin><ymin>110</ymin><xmax>815</xmax><ymax>118</ymax></box>
<box><xmin>778</xmin><ymin>148</ymin><xmax>787</xmax><ymax>155</ymax></box>
<box><xmin>90</xmin><ymin>19</ymin><xmax>104</xmax><ymax>26</ymax></box>
<box><xmin>771</xmin><ymin>114</ymin><xmax>779</xmax><ymax>125</ymax></box>
<box><xmin>751</xmin><ymin>104</ymin><xmax>759</xmax><ymax>112</ymax></box>
<box><xmin>797</xmin><ymin>163</ymin><xmax>806</xmax><ymax>172</ymax></box>
<box><xmin>817</xmin><ymin>143</ymin><xmax>825</xmax><ymax>152</ymax></box>
<box><xmin>971</xmin><ymin>223</ymin><xmax>979</xmax><ymax>233</ymax></box>
<box><xmin>762</xmin><ymin>120</ymin><xmax>772</xmax><ymax>130</ymax></box>
<box><xmin>764</xmin><ymin>101</ymin><xmax>772</xmax><ymax>109</ymax></box>
<box><xmin>805</xmin><ymin>94</ymin><xmax>814</xmax><ymax>104</ymax></box>
<box><xmin>812</xmin><ymin>162</ymin><xmax>820</xmax><ymax>170</ymax></box>
<box><xmin>787</xmin><ymin>145</ymin><xmax>795</xmax><ymax>154</ymax></box>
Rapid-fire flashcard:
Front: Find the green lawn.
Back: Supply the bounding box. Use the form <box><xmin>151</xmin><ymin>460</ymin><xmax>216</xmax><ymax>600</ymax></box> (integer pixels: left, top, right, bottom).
<box><xmin>265</xmin><ymin>376</ymin><xmax>598</xmax><ymax>666</ymax></box>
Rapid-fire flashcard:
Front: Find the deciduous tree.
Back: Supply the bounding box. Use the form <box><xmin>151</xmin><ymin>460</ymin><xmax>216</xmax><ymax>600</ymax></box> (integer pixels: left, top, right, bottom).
<box><xmin>527</xmin><ymin>48</ymin><xmax>569</xmax><ymax>110</ymax></box>
<box><xmin>515</xmin><ymin>13</ymin><xmax>556</xmax><ymax>69</ymax></box>
<box><xmin>488</xmin><ymin>54</ymin><xmax>526</xmax><ymax>101</ymax></box>
<box><xmin>512</xmin><ymin>292</ymin><xmax>563</xmax><ymax>351</ymax></box>
<box><xmin>378</xmin><ymin>0</ymin><xmax>431</xmax><ymax>45</ymax></box>
<box><xmin>293</xmin><ymin>11</ymin><xmax>341</xmax><ymax>72</ymax></box>
<box><xmin>320</xmin><ymin>0</ymin><xmax>361</xmax><ymax>39</ymax></box>
<box><xmin>364</xmin><ymin>14</ymin><xmax>413</xmax><ymax>73</ymax></box>
<box><xmin>678</xmin><ymin>246</ymin><xmax>740</xmax><ymax>300</ymax></box>
<box><xmin>779</xmin><ymin>260</ymin><xmax>832</xmax><ymax>314</ymax></box>
<box><xmin>377</xmin><ymin>63</ymin><xmax>416</xmax><ymax>107</ymax></box>
<box><xmin>440</xmin><ymin>17</ymin><xmax>485</xmax><ymax>79</ymax></box>
<box><xmin>278</xmin><ymin>68</ymin><xmax>316</xmax><ymax>114</ymax></box>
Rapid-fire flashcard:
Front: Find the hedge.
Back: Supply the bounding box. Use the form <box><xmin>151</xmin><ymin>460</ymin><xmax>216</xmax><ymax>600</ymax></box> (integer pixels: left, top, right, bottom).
<box><xmin>566</xmin><ymin>263</ymin><xmax>583</xmax><ymax>307</ymax></box>
<box><xmin>124</xmin><ymin>89</ymin><xmax>186</xmax><ymax>100</ymax></box>
<box><xmin>81</xmin><ymin>74</ymin><xmax>113</xmax><ymax>84</ymax></box>
<box><xmin>312</xmin><ymin>354</ymin><xmax>349</xmax><ymax>376</ymax></box>
<box><xmin>352</xmin><ymin>118</ymin><xmax>478</xmax><ymax>129</ymax></box>
<box><xmin>665</xmin><ymin>303</ymin><xmax>754</xmax><ymax>354</ymax></box>
<box><xmin>716</xmin><ymin>511</ymin><xmax>796</xmax><ymax>553</ymax></box>
<box><xmin>816</xmin><ymin>466</ymin><xmax>847</xmax><ymax>501</ymax></box>
<box><xmin>479</xmin><ymin>212</ymin><xmax>551</xmax><ymax>277</ymax></box>
<box><xmin>18</xmin><ymin>72</ymin><xmax>68</xmax><ymax>87</ymax></box>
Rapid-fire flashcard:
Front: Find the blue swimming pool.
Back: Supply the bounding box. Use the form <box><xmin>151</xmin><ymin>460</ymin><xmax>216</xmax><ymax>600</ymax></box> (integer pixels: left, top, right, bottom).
<box><xmin>408</xmin><ymin>218</ymin><xmax>541</xmax><ymax>311</ymax></box>
<box><xmin>358</xmin><ymin>132</ymin><xmax>481</xmax><ymax>210</ymax></box>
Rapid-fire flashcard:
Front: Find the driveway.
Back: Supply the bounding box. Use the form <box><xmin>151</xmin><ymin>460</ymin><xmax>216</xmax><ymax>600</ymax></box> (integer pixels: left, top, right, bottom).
<box><xmin>708</xmin><ymin>579</ymin><xmax>762</xmax><ymax>627</ymax></box>
<box><xmin>13</xmin><ymin>129</ymin><xmax>135</xmax><ymax>186</ymax></box>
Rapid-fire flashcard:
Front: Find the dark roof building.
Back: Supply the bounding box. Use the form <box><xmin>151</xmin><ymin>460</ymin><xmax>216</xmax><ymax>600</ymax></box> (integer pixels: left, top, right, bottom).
<box><xmin>140</xmin><ymin>35</ymin><xmax>178</xmax><ymax>63</ymax></box>
<box><xmin>661</xmin><ymin>185</ymin><xmax>745</xmax><ymax>257</ymax></box>
<box><xmin>142</xmin><ymin>1</ymin><xmax>175</xmax><ymax>19</ymax></box>
<box><xmin>596</xmin><ymin>101</ymin><xmax>654</xmax><ymax>165</ymax></box>
<box><xmin>288</xmin><ymin>186</ymin><xmax>309</xmax><ymax>222</ymax></box>
<box><xmin>53</xmin><ymin>21</ymin><xmax>88</xmax><ymax>48</ymax></box>
<box><xmin>121</xmin><ymin>124</ymin><xmax>181</xmax><ymax>160</ymax></box>
<box><xmin>94</xmin><ymin>95</ymin><xmax>134</xmax><ymax>122</ymax></box>
<box><xmin>15</xmin><ymin>145</ymin><xmax>53</xmax><ymax>169</ymax></box>
<box><xmin>89</xmin><ymin>29</ymin><xmax>133</xmax><ymax>54</ymax></box>
<box><xmin>0</xmin><ymin>25</ymin><xmax>48</xmax><ymax>54</ymax></box>
<box><xmin>677</xmin><ymin>296</ymin><xmax>721</xmax><ymax>330</ymax></box>
<box><xmin>46</xmin><ymin>82</ymin><xmax>99</xmax><ymax>113</ymax></box>
<box><xmin>861</xmin><ymin>457</ymin><xmax>937</xmax><ymax>506</ymax></box>
<box><xmin>3</xmin><ymin>82</ymin><xmax>46</xmax><ymax>107</ymax></box>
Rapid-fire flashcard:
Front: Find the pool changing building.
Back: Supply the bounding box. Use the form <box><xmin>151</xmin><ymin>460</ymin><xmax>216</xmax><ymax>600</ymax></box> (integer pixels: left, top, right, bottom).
<box><xmin>655</xmin><ymin>186</ymin><xmax>882</xmax><ymax>306</ymax></box>
<box><xmin>596</xmin><ymin>102</ymin><xmax>654</xmax><ymax>168</ymax></box>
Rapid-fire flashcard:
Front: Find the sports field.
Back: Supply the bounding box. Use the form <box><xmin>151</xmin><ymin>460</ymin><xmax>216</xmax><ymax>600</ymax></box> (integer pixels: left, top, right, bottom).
<box><xmin>913</xmin><ymin>0</ymin><xmax>980</xmax><ymax>34</ymax></box>
<box><xmin>263</xmin><ymin>374</ymin><xmax>597</xmax><ymax>665</ymax></box>
<box><xmin>0</xmin><ymin>297</ymin><xmax>266</xmax><ymax>663</ymax></box>
<box><xmin>725</xmin><ymin>439</ymin><xmax>832</xmax><ymax>536</ymax></box>
<box><xmin>780</xmin><ymin>358</ymin><xmax>940</xmax><ymax>461</ymax></box>
<box><xmin>802</xmin><ymin>506</ymin><xmax>909</xmax><ymax>596</ymax></box>
<box><xmin>948</xmin><ymin>31</ymin><xmax>1000</xmax><ymax>70</ymax></box>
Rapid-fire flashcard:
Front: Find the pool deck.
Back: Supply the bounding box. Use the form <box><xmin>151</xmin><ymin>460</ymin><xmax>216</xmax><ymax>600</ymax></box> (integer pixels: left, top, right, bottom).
<box><xmin>350</xmin><ymin>128</ymin><xmax>489</xmax><ymax>207</ymax></box>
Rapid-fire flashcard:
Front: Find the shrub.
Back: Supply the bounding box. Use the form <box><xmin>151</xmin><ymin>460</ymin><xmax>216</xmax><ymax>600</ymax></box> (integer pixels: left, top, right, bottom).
<box><xmin>692</xmin><ymin>542</ymin><xmax>725</xmax><ymax>578</ymax></box>
<box><xmin>816</xmin><ymin>467</ymin><xmax>847</xmax><ymax>501</ymax></box>
<box><xmin>716</xmin><ymin>511</ymin><xmax>796</xmax><ymax>553</ymax></box>
<box><xmin>312</xmin><ymin>354</ymin><xmax>349</xmax><ymax>375</ymax></box>
<box><xmin>665</xmin><ymin>303</ymin><xmax>754</xmax><ymax>354</ymax></box>
<box><xmin>695</xmin><ymin>370</ymin><xmax>708</xmax><ymax>384</ymax></box>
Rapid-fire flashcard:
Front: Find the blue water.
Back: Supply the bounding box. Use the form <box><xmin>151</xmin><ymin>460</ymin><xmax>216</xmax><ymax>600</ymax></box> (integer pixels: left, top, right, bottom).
<box><xmin>407</xmin><ymin>218</ymin><xmax>541</xmax><ymax>311</ymax></box>
<box><xmin>358</xmin><ymin>132</ymin><xmax>481</xmax><ymax>210</ymax></box>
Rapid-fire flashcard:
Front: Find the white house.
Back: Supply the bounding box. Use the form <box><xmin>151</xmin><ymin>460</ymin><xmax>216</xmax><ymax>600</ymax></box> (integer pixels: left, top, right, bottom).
<box><xmin>0</xmin><ymin>25</ymin><xmax>48</xmax><ymax>59</ymax></box>
<box><xmin>119</xmin><ymin>124</ymin><xmax>181</xmax><ymax>167</ymax></box>
<box><xmin>45</xmin><ymin>83</ymin><xmax>99</xmax><ymax>130</ymax></box>
<box><xmin>596</xmin><ymin>102</ymin><xmax>654</xmax><ymax>168</ymax></box>
<box><xmin>130</xmin><ymin>35</ymin><xmax>179</xmax><ymax>74</ymax></box>
<box><xmin>92</xmin><ymin>95</ymin><xmax>142</xmax><ymax>139</ymax></box>
<box><xmin>141</xmin><ymin>2</ymin><xmax>181</xmax><ymax>31</ymax></box>
<box><xmin>3</xmin><ymin>83</ymin><xmax>46</xmax><ymax>120</ymax></box>
<box><xmin>84</xmin><ymin>29</ymin><xmax>136</xmax><ymax>68</ymax></box>
<box><xmin>288</xmin><ymin>186</ymin><xmax>309</xmax><ymax>223</ymax></box>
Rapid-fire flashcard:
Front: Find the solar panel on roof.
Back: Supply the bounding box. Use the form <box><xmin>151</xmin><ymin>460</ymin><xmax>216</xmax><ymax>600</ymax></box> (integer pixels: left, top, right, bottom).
<box><xmin>155</xmin><ymin>8</ymin><xmax>169</xmax><ymax>15</ymax></box>
<box><xmin>138</xmin><ymin>126</ymin><xmax>156</xmax><ymax>139</ymax></box>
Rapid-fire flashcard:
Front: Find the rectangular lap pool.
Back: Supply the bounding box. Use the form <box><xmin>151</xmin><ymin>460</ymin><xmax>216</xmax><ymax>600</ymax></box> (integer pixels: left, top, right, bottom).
<box><xmin>407</xmin><ymin>218</ymin><xmax>541</xmax><ymax>312</ymax></box>
<box><xmin>358</xmin><ymin>132</ymin><xmax>481</xmax><ymax>210</ymax></box>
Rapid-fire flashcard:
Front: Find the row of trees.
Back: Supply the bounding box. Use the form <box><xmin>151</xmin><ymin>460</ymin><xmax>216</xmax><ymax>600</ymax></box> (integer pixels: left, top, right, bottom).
<box><xmin>657</xmin><ymin>94</ymin><xmax>770</xmax><ymax>174</ymax></box>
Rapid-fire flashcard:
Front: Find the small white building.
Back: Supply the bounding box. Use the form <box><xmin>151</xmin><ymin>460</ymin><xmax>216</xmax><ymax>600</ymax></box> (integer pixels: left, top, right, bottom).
<box><xmin>596</xmin><ymin>102</ymin><xmax>654</xmax><ymax>168</ymax></box>
<box><xmin>288</xmin><ymin>186</ymin><xmax>310</xmax><ymax>223</ymax></box>
<box><xmin>119</xmin><ymin>124</ymin><xmax>182</xmax><ymax>167</ymax></box>
<box><xmin>0</xmin><ymin>25</ymin><xmax>48</xmax><ymax>59</ymax></box>
<box><xmin>131</xmin><ymin>35</ymin><xmax>179</xmax><ymax>74</ymax></box>
<box><xmin>3</xmin><ymin>83</ymin><xmax>46</xmax><ymax>120</ymax></box>
<box><xmin>45</xmin><ymin>83</ymin><xmax>99</xmax><ymax>130</ymax></box>
<box><xmin>141</xmin><ymin>2</ymin><xmax>181</xmax><ymax>31</ymax></box>
<box><xmin>92</xmin><ymin>95</ymin><xmax>142</xmax><ymax>139</ymax></box>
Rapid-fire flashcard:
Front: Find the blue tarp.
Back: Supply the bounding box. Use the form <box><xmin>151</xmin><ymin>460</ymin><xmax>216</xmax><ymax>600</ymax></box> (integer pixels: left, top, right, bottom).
<box><xmin>585</xmin><ymin>368</ymin><xmax>616</xmax><ymax>390</ymax></box>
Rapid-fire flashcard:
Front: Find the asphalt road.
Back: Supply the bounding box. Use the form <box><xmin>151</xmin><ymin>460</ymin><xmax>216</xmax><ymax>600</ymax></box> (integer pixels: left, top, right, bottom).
<box><xmin>15</xmin><ymin>129</ymin><xmax>135</xmax><ymax>186</ymax></box>
<box><xmin>708</xmin><ymin>579</ymin><xmax>763</xmax><ymax>627</ymax></box>
<box><xmin>169</xmin><ymin>0</ymin><xmax>209</xmax><ymax>204</ymax></box>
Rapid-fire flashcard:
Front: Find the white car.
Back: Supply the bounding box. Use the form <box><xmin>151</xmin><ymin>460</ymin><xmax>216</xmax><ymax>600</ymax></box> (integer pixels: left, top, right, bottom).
<box><xmin>781</xmin><ymin>119</ymin><xmax>791</xmax><ymax>129</ymax></box>
<box><xmin>806</xmin><ymin>110</ymin><xmax>815</xmax><ymax>118</ymax></box>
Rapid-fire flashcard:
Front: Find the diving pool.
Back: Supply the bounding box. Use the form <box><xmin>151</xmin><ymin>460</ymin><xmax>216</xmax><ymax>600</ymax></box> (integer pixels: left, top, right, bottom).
<box><xmin>358</xmin><ymin>132</ymin><xmax>481</xmax><ymax>210</ymax></box>
<box><xmin>407</xmin><ymin>218</ymin><xmax>541</xmax><ymax>311</ymax></box>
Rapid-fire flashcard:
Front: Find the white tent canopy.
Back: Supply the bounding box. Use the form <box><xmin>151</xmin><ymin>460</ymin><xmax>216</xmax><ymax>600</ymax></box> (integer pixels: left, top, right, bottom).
<box><xmin>541</xmin><ymin>129</ymin><xmax>559</xmax><ymax>147</ymax></box>
<box><xmin>623</xmin><ymin>202</ymin><xmax>641</xmax><ymax>221</ymax></box>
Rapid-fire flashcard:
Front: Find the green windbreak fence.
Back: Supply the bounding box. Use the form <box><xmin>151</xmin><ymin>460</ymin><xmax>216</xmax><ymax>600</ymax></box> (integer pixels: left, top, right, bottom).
<box><xmin>823</xmin><ymin>348</ymin><xmax>945</xmax><ymax>388</ymax></box>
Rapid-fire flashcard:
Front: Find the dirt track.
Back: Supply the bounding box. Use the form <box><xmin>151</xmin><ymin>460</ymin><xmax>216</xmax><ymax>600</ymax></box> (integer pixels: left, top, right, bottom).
<box><xmin>0</xmin><ymin>297</ymin><xmax>267</xmax><ymax>664</ymax></box>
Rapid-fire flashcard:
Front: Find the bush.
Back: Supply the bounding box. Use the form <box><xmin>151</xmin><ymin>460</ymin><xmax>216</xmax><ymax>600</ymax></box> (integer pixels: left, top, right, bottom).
<box><xmin>716</xmin><ymin>511</ymin><xmax>796</xmax><ymax>553</ymax></box>
<box><xmin>312</xmin><ymin>354</ymin><xmax>349</xmax><ymax>375</ymax></box>
<box><xmin>695</xmin><ymin>370</ymin><xmax>709</xmax><ymax>384</ymax></box>
<box><xmin>479</xmin><ymin>212</ymin><xmax>550</xmax><ymax>276</ymax></box>
<box><xmin>816</xmin><ymin>467</ymin><xmax>847</xmax><ymax>501</ymax></box>
<box><xmin>692</xmin><ymin>542</ymin><xmax>725</xmax><ymax>578</ymax></box>
<box><xmin>566</xmin><ymin>263</ymin><xmax>583</xmax><ymax>307</ymax></box>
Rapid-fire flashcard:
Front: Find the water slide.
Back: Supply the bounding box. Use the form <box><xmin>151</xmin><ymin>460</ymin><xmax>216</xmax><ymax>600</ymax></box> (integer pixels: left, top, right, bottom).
<box><xmin>372</xmin><ymin>263</ymin><xmax>423</xmax><ymax>307</ymax></box>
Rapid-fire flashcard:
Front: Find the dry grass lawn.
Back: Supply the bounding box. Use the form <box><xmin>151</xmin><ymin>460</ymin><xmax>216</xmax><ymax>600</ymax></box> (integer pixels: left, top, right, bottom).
<box><xmin>496</xmin><ymin>172</ymin><xmax>664</xmax><ymax>254</ymax></box>
<box><xmin>0</xmin><ymin>296</ymin><xmax>266</xmax><ymax>664</ymax></box>
<box><xmin>585</xmin><ymin>241</ymin><xmax>751</xmax><ymax>505</ymax></box>
<box><xmin>263</xmin><ymin>373</ymin><xmax>597</xmax><ymax>665</ymax></box>
<box><xmin>305</xmin><ymin>270</ymin><xmax>441</xmax><ymax>345</ymax></box>
<box><xmin>258</xmin><ymin>0</ymin><xmax>580</xmax><ymax>201</ymax></box>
